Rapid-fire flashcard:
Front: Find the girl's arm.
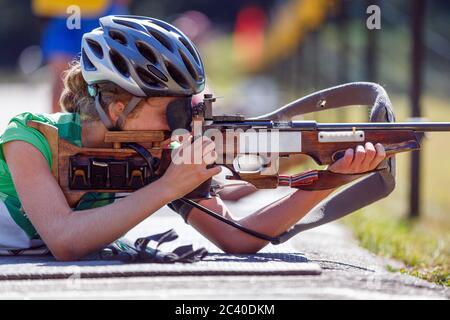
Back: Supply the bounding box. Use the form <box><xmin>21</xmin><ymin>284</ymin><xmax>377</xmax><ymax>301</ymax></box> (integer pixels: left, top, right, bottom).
<box><xmin>185</xmin><ymin>189</ymin><xmax>335</xmax><ymax>253</ymax></box>
<box><xmin>213</xmin><ymin>181</ymin><xmax>258</xmax><ymax>201</ymax></box>
<box><xmin>185</xmin><ymin>143</ymin><xmax>386</xmax><ymax>253</ymax></box>
<box><xmin>3</xmin><ymin>137</ymin><xmax>219</xmax><ymax>261</ymax></box>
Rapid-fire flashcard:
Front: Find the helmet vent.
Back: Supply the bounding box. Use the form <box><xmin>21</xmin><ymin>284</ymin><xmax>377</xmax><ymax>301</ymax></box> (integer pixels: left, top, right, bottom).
<box><xmin>178</xmin><ymin>37</ymin><xmax>199</xmax><ymax>65</ymax></box>
<box><xmin>136</xmin><ymin>41</ymin><xmax>157</xmax><ymax>64</ymax></box>
<box><xmin>147</xmin><ymin>65</ymin><xmax>168</xmax><ymax>82</ymax></box>
<box><xmin>146</xmin><ymin>28</ymin><xmax>173</xmax><ymax>52</ymax></box>
<box><xmin>86</xmin><ymin>39</ymin><xmax>104</xmax><ymax>59</ymax></box>
<box><xmin>113</xmin><ymin>18</ymin><xmax>146</xmax><ymax>32</ymax></box>
<box><xmin>109</xmin><ymin>49</ymin><xmax>130</xmax><ymax>77</ymax></box>
<box><xmin>179</xmin><ymin>49</ymin><xmax>198</xmax><ymax>81</ymax></box>
<box><xmin>81</xmin><ymin>49</ymin><xmax>96</xmax><ymax>71</ymax></box>
<box><xmin>147</xmin><ymin>19</ymin><xmax>172</xmax><ymax>32</ymax></box>
<box><xmin>165</xmin><ymin>61</ymin><xmax>188</xmax><ymax>90</ymax></box>
<box><xmin>109</xmin><ymin>30</ymin><xmax>127</xmax><ymax>45</ymax></box>
<box><xmin>136</xmin><ymin>67</ymin><xmax>164</xmax><ymax>88</ymax></box>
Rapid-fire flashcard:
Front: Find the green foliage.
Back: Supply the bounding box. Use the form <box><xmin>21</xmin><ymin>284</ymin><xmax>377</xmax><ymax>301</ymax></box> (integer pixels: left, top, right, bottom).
<box><xmin>344</xmin><ymin>211</ymin><xmax>449</xmax><ymax>286</ymax></box>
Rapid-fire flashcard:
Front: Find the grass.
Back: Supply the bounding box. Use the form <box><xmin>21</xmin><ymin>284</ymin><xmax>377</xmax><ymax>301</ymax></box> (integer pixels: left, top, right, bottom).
<box><xmin>343</xmin><ymin>210</ymin><xmax>449</xmax><ymax>286</ymax></box>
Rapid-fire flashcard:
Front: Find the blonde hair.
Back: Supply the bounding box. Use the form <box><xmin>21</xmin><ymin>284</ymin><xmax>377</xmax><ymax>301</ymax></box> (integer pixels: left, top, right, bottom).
<box><xmin>59</xmin><ymin>60</ymin><xmax>143</xmax><ymax>121</ymax></box>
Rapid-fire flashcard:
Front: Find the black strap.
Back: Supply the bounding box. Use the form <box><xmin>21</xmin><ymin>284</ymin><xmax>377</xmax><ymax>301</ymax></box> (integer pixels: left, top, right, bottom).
<box><xmin>179</xmin><ymin>198</ymin><xmax>282</xmax><ymax>244</ymax></box>
<box><xmin>84</xmin><ymin>195</ymin><xmax>284</xmax><ymax>245</ymax></box>
<box><xmin>100</xmin><ymin>229</ymin><xmax>208</xmax><ymax>263</ymax></box>
<box><xmin>123</xmin><ymin>142</ymin><xmax>160</xmax><ymax>179</ymax></box>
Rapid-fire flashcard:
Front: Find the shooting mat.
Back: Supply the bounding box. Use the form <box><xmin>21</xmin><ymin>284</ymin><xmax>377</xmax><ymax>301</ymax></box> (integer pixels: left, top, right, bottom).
<box><xmin>0</xmin><ymin>190</ymin><xmax>321</xmax><ymax>280</ymax></box>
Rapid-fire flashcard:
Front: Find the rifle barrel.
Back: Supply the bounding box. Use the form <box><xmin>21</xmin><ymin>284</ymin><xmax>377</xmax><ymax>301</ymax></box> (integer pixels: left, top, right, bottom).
<box><xmin>312</xmin><ymin>122</ymin><xmax>450</xmax><ymax>132</ymax></box>
<box><xmin>210</xmin><ymin>120</ymin><xmax>450</xmax><ymax>132</ymax></box>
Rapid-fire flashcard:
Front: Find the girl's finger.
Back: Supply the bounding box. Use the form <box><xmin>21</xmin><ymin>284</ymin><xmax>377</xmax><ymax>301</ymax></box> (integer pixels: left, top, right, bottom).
<box><xmin>192</xmin><ymin>136</ymin><xmax>210</xmax><ymax>151</ymax></box>
<box><xmin>328</xmin><ymin>148</ymin><xmax>353</xmax><ymax>173</ymax></box>
<box><xmin>351</xmin><ymin>145</ymin><xmax>366</xmax><ymax>170</ymax></box>
<box><xmin>202</xmin><ymin>140</ymin><xmax>216</xmax><ymax>156</ymax></box>
<box><xmin>341</xmin><ymin>148</ymin><xmax>354</xmax><ymax>166</ymax></box>
<box><xmin>369</xmin><ymin>143</ymin><xmax>386</xmax><ymax>169</ymax></box>
<box><xmin>203</xmin><ymin>150</ymin><xmax>217</xmax><ymax>165</ymax></box>
<box><xmin>204</xmin><ymin>164</ymin><xmax>222</xmax><ymax>177</ymax></box>
<box><xmin>360</xmin><ymin>142</ymin><xmax>376</xmax><ymax>171</ymax></box>
<box><xmin>177</xmin><ymin>134</ymin><xmax>192</xmax><ymax>147</ymax></box>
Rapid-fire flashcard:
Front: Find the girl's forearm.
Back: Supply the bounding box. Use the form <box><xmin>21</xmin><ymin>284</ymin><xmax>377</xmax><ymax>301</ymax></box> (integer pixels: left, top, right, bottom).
<box><xmin>189</xmin><ymin>187</ymin><xmax>337</xmax><ymax>254</ymax></box>
<box><xmin>60</xmin><ymin>179</ymin><xmax>174</xmax><ymax>259</ymax></box>
<box><xmin>234</xmin><ymin>188</ymin><xmax>336</xmax><ymax>249</ymax></box>
<box><xmin>244</xmin><ymin>188</ymin><xmax>335</xmax><ymax>232</ymax></box>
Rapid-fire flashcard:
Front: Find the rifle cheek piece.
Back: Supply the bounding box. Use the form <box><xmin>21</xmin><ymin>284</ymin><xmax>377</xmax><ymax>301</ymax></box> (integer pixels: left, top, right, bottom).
<box><xmin>166</xmin><ymin>97</ymin><xmax>193</xmax><ymax>131</ymax></box>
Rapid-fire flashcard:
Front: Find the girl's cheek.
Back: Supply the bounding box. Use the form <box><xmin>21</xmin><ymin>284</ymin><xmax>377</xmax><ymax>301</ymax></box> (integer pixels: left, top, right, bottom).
<box><xmin>147</xmin><ymin>118</ymin><xmax>170</xmax><ymax>131</ymax></box>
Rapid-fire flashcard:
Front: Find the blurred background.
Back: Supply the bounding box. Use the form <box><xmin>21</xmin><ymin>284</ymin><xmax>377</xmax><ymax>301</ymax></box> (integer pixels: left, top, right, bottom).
<box><xmin>0</xmin><ymin>0</ymin><xmax>448</xmax><ymax>284</ymax></box>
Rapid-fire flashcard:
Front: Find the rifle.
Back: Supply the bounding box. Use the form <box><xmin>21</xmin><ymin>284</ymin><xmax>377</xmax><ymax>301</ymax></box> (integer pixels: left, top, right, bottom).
<box><xmin>190</xmin><ymin>94</ymin><xmax>450</xmax><ymax>191</ymax></box>
<box><xmin>27</xmin><ymin>82</ymin><xmax>450</xmax><ymax>243</ymax></box>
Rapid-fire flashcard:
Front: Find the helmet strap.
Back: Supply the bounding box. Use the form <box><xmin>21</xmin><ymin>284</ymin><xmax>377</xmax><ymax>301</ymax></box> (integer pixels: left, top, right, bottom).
<box><xmin>94</xmin><ymin>92</ymin><xmax>142</xmax><ymax>131</ymax></box>
<box><xmin>116</xmin><ymin>96</ymin><xmax>142</xmax><ymax>130</ymax></box>
<box><xmin>94</xmin><ymin>93</ymin><xmax>115</xmax><ymax>130</ymax></box>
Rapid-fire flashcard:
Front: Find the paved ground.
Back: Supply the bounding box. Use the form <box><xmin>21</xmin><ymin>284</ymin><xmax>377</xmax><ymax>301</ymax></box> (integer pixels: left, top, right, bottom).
<box><xmin>0</xmin><ymin>82</ymin><xmax>448</xmax><ymax>299</ymax></box>
<box><xmin>0</xmin><ymin>189</ymin><xmax>447</xmax><ymax>299</ymax></box>
<box><xmin>0</xmin><ymin>220</ymin><xmax>447</xmax><ymax>299</ymax></box>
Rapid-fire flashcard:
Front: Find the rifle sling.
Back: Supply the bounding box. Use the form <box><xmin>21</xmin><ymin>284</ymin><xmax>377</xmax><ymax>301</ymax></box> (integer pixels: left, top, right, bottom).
<box><xmin>179</xmin><ymin>168</ymin><xmax>377</xmax><ymax>245</ymax></box>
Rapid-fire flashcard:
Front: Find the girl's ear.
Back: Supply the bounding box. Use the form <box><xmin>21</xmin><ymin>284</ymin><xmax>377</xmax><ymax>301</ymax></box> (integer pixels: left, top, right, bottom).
<box><xmin>107</xmin><ymin>101</ymin><xmax>126</xmax><ymax>125</ymax></box>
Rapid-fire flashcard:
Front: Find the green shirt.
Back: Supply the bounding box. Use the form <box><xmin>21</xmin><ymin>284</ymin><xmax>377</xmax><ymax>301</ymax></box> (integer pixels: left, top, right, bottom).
<box><xmin>0</xmin><ymin>112</ymin><xmax>114</xmax><ymax>240</ymax></box>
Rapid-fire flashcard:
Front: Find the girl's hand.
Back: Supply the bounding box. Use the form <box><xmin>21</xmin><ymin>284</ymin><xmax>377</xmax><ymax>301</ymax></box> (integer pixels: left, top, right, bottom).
<box><xmin>327</xmin><ymin>142</ymin><xmax>386</xmax><ymax>174</ymax></box>
<box><xmin>160</xmin><ymin>135</ymin><xmax>221</xmax><ymax>200</ymax></box>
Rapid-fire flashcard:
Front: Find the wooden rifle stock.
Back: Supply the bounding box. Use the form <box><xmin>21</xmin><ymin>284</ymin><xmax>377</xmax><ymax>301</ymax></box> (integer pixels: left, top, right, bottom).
<box><xmin>27</xmin><ymin>120</ymin><xmax>170</xmax><ymax>207</ymax></box>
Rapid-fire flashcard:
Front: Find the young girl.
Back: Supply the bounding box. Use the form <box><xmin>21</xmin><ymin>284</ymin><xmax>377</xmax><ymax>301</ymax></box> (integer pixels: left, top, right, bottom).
<box><xmin>0</xmin><ymin>15</ymin><xmax>385</xmax><ymax>260</ymax></box>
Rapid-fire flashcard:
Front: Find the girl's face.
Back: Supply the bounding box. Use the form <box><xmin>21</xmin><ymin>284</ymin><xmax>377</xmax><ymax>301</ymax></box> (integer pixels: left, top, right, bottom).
<box><xmin>120</xmin><ymin>96</ymin><xmax>177</xmax><ymax>131</ymax></box>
